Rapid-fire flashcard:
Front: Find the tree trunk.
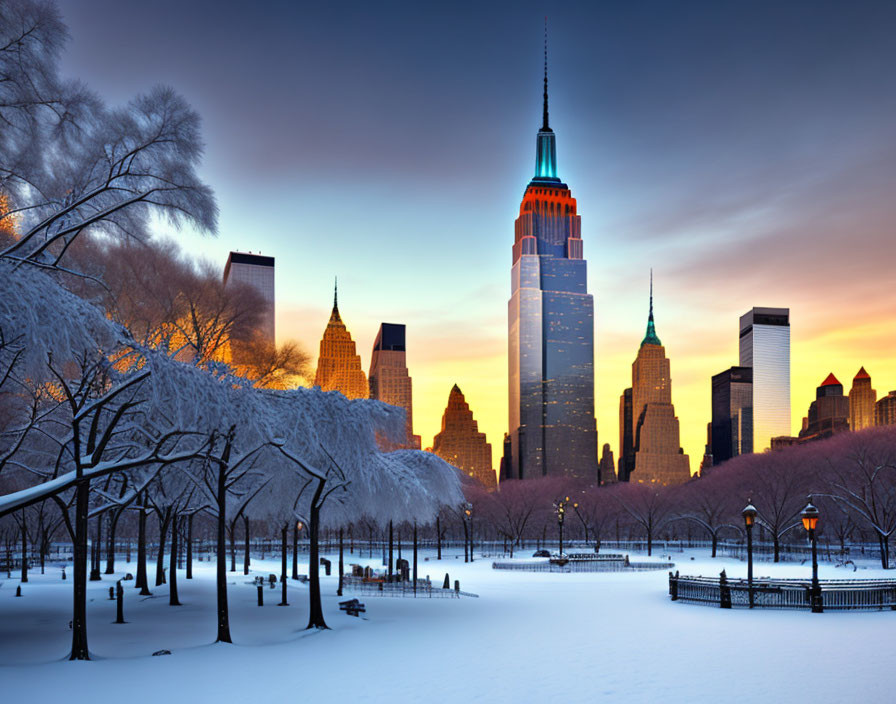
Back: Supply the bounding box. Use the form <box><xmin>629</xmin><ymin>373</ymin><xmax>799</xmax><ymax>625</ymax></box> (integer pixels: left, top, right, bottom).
<box><xmin>388</xmin><ymin>521</ymin><xmax>394</xmax><ymax>580</ymax></box>
<box><xmin>215</xmin><ymin>455</ymin><xmax>233</xmax><ymax>643</ymax></box>
<box><xmin>773</xmin><ymin>535</ymin><xmax>780</xmax><ymax>563</ymax></box>
<box><xmin>229</xmin><ymin>522</ymin><xmax>236</xmax><ymax>573</ymax></box>
<box><xmin>155</xmin><ymin>508</ymin><xmax>170</xmax><ymax>586</ymax></box>
<box><xmin>711</xmin><ymin>532</ymin><xmax>718</xmax><ymax>558</ymax></box>
<box><xmin>70</xmin><ymin>480</ymin><xmax>90</xmax><ymax>660</ymax></box>
<box><xmin>436</xmin><ymin>516</ymin><xmax>441</xmax><ymax>560</ymax></box>
<box><xmin>647</xmin><ymin>525</ymin><xmax>653</xmax><ymax>557</ymax></box>
<box><xmin>413</xmin><ymin>522</ymin><xmax>418</xmax><ymax>595</ymax></box>
<box><xmin>136</xmin><ymin>496</ymin><xmax>151</xmax><ymax>595</ymax></box>
<box><xmin>89</xmin><ymin>518</ymin><xmax>102</xmax><ymax>580</ymax></box>
<box><xmin>292</xmin><ymin>522</ymin><xmax>299</xmax><ymax>580</ymax></box>
<box><xmin>40</xmin><ymin>527</ymin><xmax>47</xmax><ymax>574</ymax></box>
<box><xmin>105</xmin><ymin>510</ymin><xmax>120</xmax><ymax>574</ymax></box>
<box><xmin>337</xmin><ymin>527</ymin><xmax>344</xmax><ymax>597</ymax></box>
<box><xmin>169</xmin><ymin>514</ymin><xmax>180</xmax><ymax>606</ymax></box>
<box><xmin>463</xmin><ymin>520</ymin><xmax>469</xmax><ymax>563</ymax></box>
<box><xmin>186</xmin><ymin>513</ymin><xmax>193</xmax><ymax>580</ymax></box>
<box><xmin>306</xmin><ymin>479</ymin><xmax>328</xmax><ymax>630</ymax></box>
<box><xmin>879</xmin><ymin>532</ymin><xmax>890</xmax><ymax>570</ymax></box>
<box><xmin>243</xmin><ymin>515</ymin><xmax>250</xmax><ymax>576</ymax></box>
<box><xmin>20</xmin><ymin>513</ymin><xmax>27</xmax><ymax>583</ymax></box>
<box><xmin>279</xmin><ymin>524</ymin><xmax>288</xmax><ymax>606</ymax></box>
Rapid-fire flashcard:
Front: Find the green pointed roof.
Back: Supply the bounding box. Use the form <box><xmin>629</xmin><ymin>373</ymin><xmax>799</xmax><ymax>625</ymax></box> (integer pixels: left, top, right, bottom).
<box><xmin>641</xmin><ymin>270</ymin><xmax>662</xmax><ymax>347</ymax></box>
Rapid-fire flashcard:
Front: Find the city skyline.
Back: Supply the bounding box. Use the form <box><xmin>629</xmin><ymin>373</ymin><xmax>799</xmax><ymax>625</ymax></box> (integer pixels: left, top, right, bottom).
<box><xmin>59</xmin><ymin>1</ymin><xmax>896</xmax><ymax>471</ymax></box>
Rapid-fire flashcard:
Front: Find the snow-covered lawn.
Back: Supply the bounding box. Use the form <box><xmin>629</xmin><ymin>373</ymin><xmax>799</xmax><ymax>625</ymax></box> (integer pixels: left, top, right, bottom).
<box><xmin>1</xmin><ymin>548</ymin><xmax>893</xmax><ymax>703</ymax></box>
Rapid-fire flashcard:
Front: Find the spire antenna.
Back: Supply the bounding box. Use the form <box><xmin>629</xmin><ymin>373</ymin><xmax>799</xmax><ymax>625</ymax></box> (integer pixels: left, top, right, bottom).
<box><xmin>649</xmin><ymin>268</ymin><xmax>654</xmax><ymax>320</ymax></box>
<box><xmin>333</xmin><ymin>276</ymin><xmax>338</xmax><ymax>310</ymax></box>
<box><xmin>543</xmin><ymin>16</ymin><xmax>550</xmax><ymax>131</ymax></box>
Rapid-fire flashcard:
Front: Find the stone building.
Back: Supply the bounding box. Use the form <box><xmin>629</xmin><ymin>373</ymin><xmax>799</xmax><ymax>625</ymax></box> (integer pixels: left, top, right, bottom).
<box><xmin>433</xmin><ymin>385</ymin><xmax>495</xmax><ymax>488</ymax></box>
<box><xmin>876</xmin><ymin>391</ymin><xmax>896</xmax><ymax>427</ymax></box>
<box><xmin>313</xmin><ymin>282</ymin><xmax>368</xmax><ymax>400</ymax></box>
<box><xmin>848</xmin><ymin>367</ymin><xmax>877</xmax><ymax>431</ymax></box>
<box><xmin>798</xmin><ymin>373</ymin><xmax>850</xmax><ymax>442</ymax></box>
<box><xmin>368</xmin><ymin>323</ymin><xmax>420</xmax><ymax>449</ymax></box>
<box><xmin>622</xmin><ymin>277</ymin><xmax>690</xmax><ymax>486</ymax></box>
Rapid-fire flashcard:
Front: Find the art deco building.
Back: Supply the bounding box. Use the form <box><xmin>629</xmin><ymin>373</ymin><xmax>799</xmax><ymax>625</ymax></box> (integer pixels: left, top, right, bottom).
<box><xmin>711</xmin><ymin>366</ymin><xmax>753</xmax><ymax>465</ymax></box>
<box><xmin>506</xmin><ymin>49</ymin><xmax>598</xmax><ymax>481</ymax></box>
<box><xmin>798</xmin><ymin>373</ymin><xmax>850</xmax><ymax>442</ymax></box>
<box><xmin>433</xmin><ymin>385</ymin><xmax>495</xmax><ymax>488</ymax></box>
<box><xmin>875</xmin><ymin>391</ymin><xmax>896</xmax><ymax>427</ymax></box>
<box><xmin>739</xmin><ymin>307</ymin><xmax>790</xmax><ymax>451</ymax></box>
<box><xmin>369</xmin><ymin>323</ymin><xmax>421</xmax><ymax>449</ymax></box>
<box><xmin>223</xmin><ymin>251</ymin><xmax>275</xmax><ymax>345</ymax></box>
<box><xmin>624</xmin><ymin>281</ymin><xmax>690</xmax><ymax>485</ymax></box>
<box><xmin>849</xmin><ymin>367</ymin><xmax>877</xmax><ymax>431</ymax></box>
<box><xmin>599</xmin><ymin>444</ymin><xmax>616</xmax><ymax>485</ymax></box>
<box><xmin>313</xmin><ymin>283</ymin><xmax>368</xmax><ymax>400</ymax></box>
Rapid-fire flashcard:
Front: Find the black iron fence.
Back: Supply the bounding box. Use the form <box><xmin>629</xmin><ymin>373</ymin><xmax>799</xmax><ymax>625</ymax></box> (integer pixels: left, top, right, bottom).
<box><xmin>669</xmin><ymin>571</ymin><xmax>896</xmax><ymax>611</ymax></box>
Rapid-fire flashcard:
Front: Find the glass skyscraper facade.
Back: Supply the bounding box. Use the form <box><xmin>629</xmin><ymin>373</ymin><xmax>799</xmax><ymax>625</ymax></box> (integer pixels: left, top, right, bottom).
<box><xmin>711</xmin><ymin>366</ymin><xmax>753</xmax><ymax>465</ymax></box>
<box><xmin>507</xmin><ymin>62</ymin><xmax>598</xmax><ymax>481</ymax></box>
<box><xmin>739</xmin><ymin>307</ymin><xmax>790</xmax><ymax>451</ymax></box>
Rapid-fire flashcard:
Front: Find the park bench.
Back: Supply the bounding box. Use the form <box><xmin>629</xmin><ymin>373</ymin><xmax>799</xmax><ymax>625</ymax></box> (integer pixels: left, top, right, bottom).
<box><xmin>339</xmin><ymin>598</ymin><xmax>366</xmax><ymax>617</ymax></box>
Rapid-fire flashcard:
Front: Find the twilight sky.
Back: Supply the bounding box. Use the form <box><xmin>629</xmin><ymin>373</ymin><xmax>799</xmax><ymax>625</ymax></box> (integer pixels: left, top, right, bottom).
<box><xmin>62</xmin><ymin>0</ymin><xmax>896</xmax><ymax>475</ymax></box>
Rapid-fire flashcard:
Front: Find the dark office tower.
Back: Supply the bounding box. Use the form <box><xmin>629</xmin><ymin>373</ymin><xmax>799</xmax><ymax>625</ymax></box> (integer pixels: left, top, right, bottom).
<box><xmin>223</xmin><ymin>251</ymin><xmax>276</xmax><ymax>345</ymax></box>
<box><xmin>369</xmin><ymin>323</ymin><xmax>420</xmax><ymax>449</ymax></box>
<box><xmin>433</xmin><ymin>385</ymin><xmax>495</xmax><ymax>488</ymax></box>
<box><xmin>507</xmin><ymin>40</ymin><xmax>598</xmax><ymax>481</ymax></box>
<box><xmin>699</xmin><ymin>423</ymin><xmax>714</xmax><ymax>477</ymax></box>
<box><xmin>849</xmin><ymin>367</ymin><xmax>877</xmax><ymax>431</ymax></box>
<box><xmin>711</xmin><ymin>366</ymin><xmax>754</xmax><ymax>466</ymax></box>
<box><xmin>875</xmin><ymin>391</ymin><xmax>896</xmax><ymax>426</ymax></box>
<box><xmin>799</xmin><ymin>373</ymin><xmax>850</xmax><ymax>442</ymax></box>
<box><xmin>627</xmin><ymin>278</ymin><xmax>690</xmax><ymax>485</ymax></box>
<box><xmin>618</xmin><ymin>388</ymin><xmax>634</xmax><ymax>482</ymax></box>
<box><xmin>599</xmin><ymin>444</ymin><xmax>617</xmax><ymax>485</ymax></box>
<box><xmin>739</xmin><ymin>307</ymin><xmax>790</xmax><ymax>451</ymax></box>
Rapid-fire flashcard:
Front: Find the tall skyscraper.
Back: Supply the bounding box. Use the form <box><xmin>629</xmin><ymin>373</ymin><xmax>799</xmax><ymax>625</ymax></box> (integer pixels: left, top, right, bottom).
<box><xmin>313</xmin><ymin>282</ymin><xmax>368</xmax><ymax>400</ymax></box>
<box><xmin>625</xmin><ymin>278</ymin><xmax>690</xmax><ymax>485</ymax></box>
<box><xmin>368</xmin><ymin>323</ymin><xmax>420</xmax><ymax>449</ymax></box>
<box><xmin>799</xmin><ymin>373</ymin><xmax>850</xmax><ymax>442</ymax></box>
<box><xmin>711</xmin><ymin>366</ymin><xmax>753</xmax><ymax>465</ymax></box>
<box><xmin>849</xmin><ymin>367</ymin><xmax>877</xmax><ymax>431</ymax></box>
<box><xmin>739</xmin><ymin>307</ymin><xmax>790</xmax><ymax>451</ymax></box>
<box><xmin>506</xmin><ymin>40</ymin><xmax>598</xmax><ymax>481</ymax></box>
<box><xmin>599</xmin><ymin>444</ymin><xmax>617</xmax><ymax>485</ymax></box>
<box><xmin>433</xmin><ymin>385</ymin><xmax>495</xmax><ymax>488</ymax></box>
<box><xmin>223</xmin><ymin>251</ymin><xmax>275</xmax><ymax>344</ymax></box>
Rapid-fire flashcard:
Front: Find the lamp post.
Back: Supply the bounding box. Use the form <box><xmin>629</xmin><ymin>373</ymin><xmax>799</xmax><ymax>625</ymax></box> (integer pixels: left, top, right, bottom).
<box><xmin>801</xmin><ymin>497</ymin><xmax>822</xmax><ymax>613</ymax></box>
<box><xmin>554</xmin><ymin>497</ymin><xmax>568</xmax><ymax>557</ymax></box>
<box><xmin>463</xmin><ymin>503</ymin><xmax>473</xmax><ymax>563</ymax></box>
<box><xmin>742</xmin><ymin>500</ymin><xmax>757</xmax><ymax>609</ymax></box>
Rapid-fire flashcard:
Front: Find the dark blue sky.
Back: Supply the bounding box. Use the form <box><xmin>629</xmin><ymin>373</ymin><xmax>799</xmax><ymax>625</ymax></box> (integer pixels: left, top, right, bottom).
<box><xmin>61</xmin><ymin>0</ymin><xmax>896</xmax><ymax>463</ymax></box>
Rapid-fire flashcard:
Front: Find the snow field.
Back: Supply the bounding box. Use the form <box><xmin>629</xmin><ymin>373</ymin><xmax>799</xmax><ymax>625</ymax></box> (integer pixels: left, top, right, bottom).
<box><xmin>1</xmin><ymin>548</ymin><xmax>894</xmax><ymax>703</ymax></box>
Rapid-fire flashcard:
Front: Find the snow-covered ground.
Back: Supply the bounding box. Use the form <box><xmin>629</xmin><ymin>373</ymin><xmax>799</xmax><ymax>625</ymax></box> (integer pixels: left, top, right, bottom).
<box><xmin>1</xmin><ymin>547</ymin><xmax>894</xmax><ymax>703</ymax></box>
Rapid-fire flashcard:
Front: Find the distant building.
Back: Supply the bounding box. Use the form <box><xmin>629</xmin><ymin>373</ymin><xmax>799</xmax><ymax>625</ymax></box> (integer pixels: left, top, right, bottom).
<box><xmin>506</xmin><ymin>48</ymin><xmax>598</xmax><ymax>481</ymax></box>
<box><xmin>599</xmin><ymin>444</ymin><xmax>616</xmax><ymax>485</ymax></box>
<box><xmin>223</xmin><ymin>251</ymin><xmax>275</xmax><ymax>345</ymax></box>
<box><xmin>739</xmin><ymin>307</ymin><xmax>790</xmax><ymax>451</ymax></box>
<box><xmin>625</xmin><ymin>277</ymin><xmax>690</xmax><ymax>485</ymax></box>
<box><xmin>711</xmin><ymin>366</ymin><xmax>753</xmax><ymax>465</ymax></box>
<box><xmin>313</xmin><ymin>282</ymin><xmax>368</xmax><ymax>400</ymax></box>
<box><xmin>699</xmin><ymin>422</ymin><xmax>713</xmax><ymax>476</ymax></box>
<box><xmin>798</xmin><ymin>373</ymin><xmax>850</xmax><ymax>442</ymax></box>
<box><xmin>849</xmin><ymin>367</ymin><xmax>877</xmax><ymax>431</ymax></box>
<box><xmin>771</xmin><ymin>436</ymin><xmax>799</xmax><ymax>450</ymax></box>
<box><xmin>368</xmin><ymin>323</ymin><xmax>420</xmax><ymax>449</ymax></box>
<box><xmin>432</xmin><ymin>385</ymin><xmax>495</xmax><ymax>488</ymax></box>
<box><xmin>876</xmin><ymin>391</ymin><xmax>896</xmax><ymax>427</ymax></box>
<box><xmin>618</xmin><ymin>388</ymin><xmax>634</xmax><ymax>482</ymax></box>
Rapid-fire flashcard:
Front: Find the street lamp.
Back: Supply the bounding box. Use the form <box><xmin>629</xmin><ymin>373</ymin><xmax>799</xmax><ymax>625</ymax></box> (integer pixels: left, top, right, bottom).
<box><xmin>554</xmin><ymin>497</ymin><xmax>568</xmax><ymax>556</ymax></box>
<box><xmin>463</xmin><ymin>503</ymin><xmax>473</xmax><ymax>563</ymax></box>
<box><xmin>801</xmin><ymin>497</ymin><xmax>823</xmax><ymax>613</ymax></box>
<box><xmin>742</xmin><ymin>500</ymin><xmax>757</xmax><ymax>609</ymax></box>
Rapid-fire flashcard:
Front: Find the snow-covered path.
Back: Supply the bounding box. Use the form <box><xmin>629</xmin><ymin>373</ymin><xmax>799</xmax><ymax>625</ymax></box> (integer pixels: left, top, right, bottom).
<box><xmin>1</xmin><ymin>548</ymin><xmax>893</xmax><ymax>703</ymax></box>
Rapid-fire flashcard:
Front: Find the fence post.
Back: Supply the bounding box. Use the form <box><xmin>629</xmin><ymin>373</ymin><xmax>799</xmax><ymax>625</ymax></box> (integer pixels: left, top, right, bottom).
<box><xmin>719</xmin><ymin>570</ymin><xmax>731</xmax><ymax>609</ymax></box>
<box><xmin>669</xmin><ymin>571</ymin><xmax>679</xmax><ymax>601</ymax></box>
<box><xmin>257</xmin><ymin>584</ymin><xmax>264</xmax><ymax>606</ymax></box>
